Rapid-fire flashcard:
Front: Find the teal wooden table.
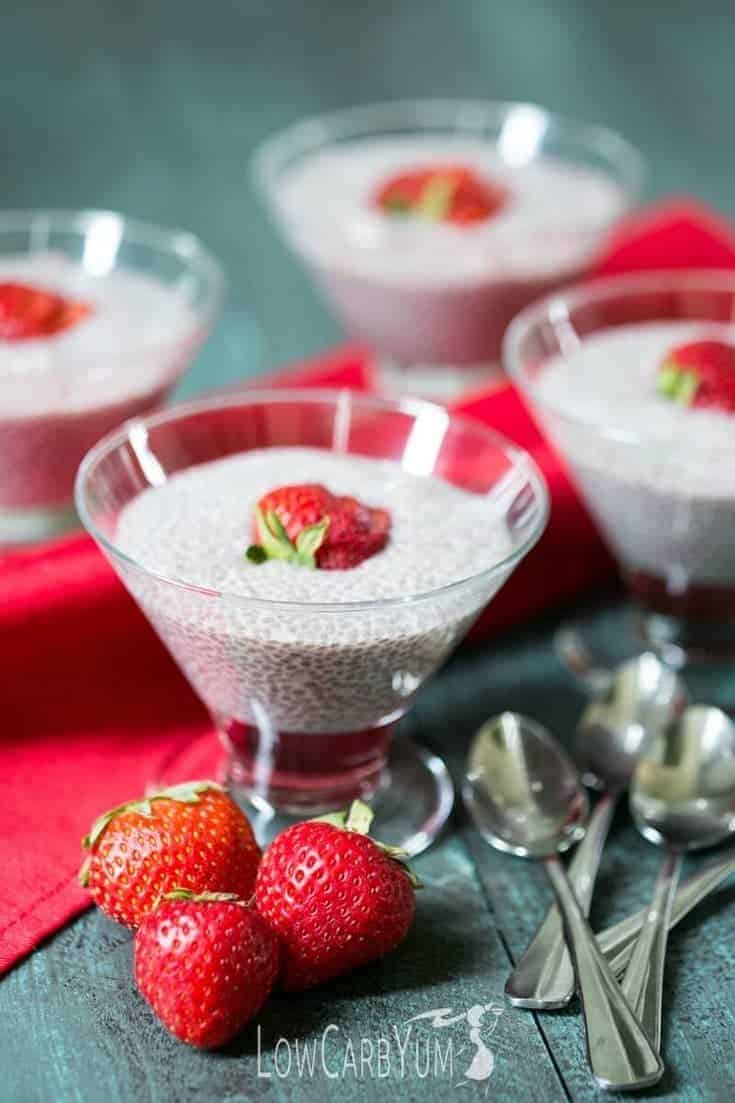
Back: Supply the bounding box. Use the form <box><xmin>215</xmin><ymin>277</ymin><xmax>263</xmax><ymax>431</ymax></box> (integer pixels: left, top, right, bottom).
<box><xmin>4</xmin><ymin>3</ymin><xmax>735</xmax><ymax>1098</ymax></box>
<box><xmin>4</xmin><ymin>605</ymin><xmax>735</xmax><ymax>1102</ymax></box>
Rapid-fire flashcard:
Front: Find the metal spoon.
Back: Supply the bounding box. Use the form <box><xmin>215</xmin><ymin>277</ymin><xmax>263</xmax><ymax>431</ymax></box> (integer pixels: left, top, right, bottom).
<box><xmin>507</xmin><ymin>654</ymin><xmax>686</xmax><ymax>1009</ymax></box>
<box><xmin>621</xmin><ymin>705</ymin><xmax>735</xmax><ymax>1053</ymax></box>
<box><xmin>464</xmin><ymin>713</ymin><xmax>663</xmax><ymax>1092</ymax></box>
<box><xmin>600</xmin><ymin>847</ymin><xmax>735</xmax><ymax>975</ymax></box>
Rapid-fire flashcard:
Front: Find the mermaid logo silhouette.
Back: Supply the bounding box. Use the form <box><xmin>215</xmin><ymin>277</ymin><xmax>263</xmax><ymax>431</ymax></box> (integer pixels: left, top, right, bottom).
<box><xmin>405</xmin><ymin>1002</ymin><xmax>504</xmax><ymax>1091</ymax></box>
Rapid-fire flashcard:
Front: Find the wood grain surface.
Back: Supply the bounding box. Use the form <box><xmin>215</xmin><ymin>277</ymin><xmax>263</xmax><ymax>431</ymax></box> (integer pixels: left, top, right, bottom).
<box><xmin>3</xmin><ymin>618</ymin><xmax>734</xmax><ymax>1102</ymax></box>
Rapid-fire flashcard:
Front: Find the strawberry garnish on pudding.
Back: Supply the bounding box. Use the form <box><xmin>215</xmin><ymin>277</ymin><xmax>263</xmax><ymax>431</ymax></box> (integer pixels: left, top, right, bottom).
<box><xmin>374</xmin><ymin>163</ymin><xmax>507</xmax><ymax>226</ymax></box>
<box><xmin>246</xmin><ymin>483</ymin><xmax>391</xmax><ymax>570</ymax></box>
<box><xmin>657</xmin><ymin>339</ymin><xmax>735</xmax><ymax>413</ymax></box>
<box><xmin>0</xmin><ymin>281</ymin><xmax>92</xmax><ymax>341</ymax></box>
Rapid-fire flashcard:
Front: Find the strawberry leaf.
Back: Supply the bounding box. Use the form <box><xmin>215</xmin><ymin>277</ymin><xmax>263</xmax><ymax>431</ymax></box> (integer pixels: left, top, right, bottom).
<box><xmin>657</xmin><ymin>363</ymin><xmax>700</xmax><ymax>406</ymax></box>
<box><xmin>82</xmin><ymin>780</ymin><xmax>220</xmax><ymax>849</ymax></box>
<box><xmin>310</xmin><ymin>809</ymin><xmax>348</xmax><ymax>828</ymax></box>
<box><xmin>657</xmin><ymin>364</ymin><xmax>681</xmax><ymax>398</ymax></box>
<box><xmin>245</xmin><ymin>544</ymin><xmax>268</xmax><ymax>564</ymax></box>
<box><xmin>310</xmin><ymin>800</ymin><xmax>422</xmax><ymax>887</ymax></box>
<box><xmin>416</xmin><ymin>174</ymin><xmax>457</xmax><ymax>221</ymax></box>
<box><xmin>344</xmin><ymin>799</ymin><xmax>374</xmax><ymax>835</ymax></box>
<box><xmin>163</xmin><ymin>889</ymin><xmax>243</xmax><ymax>904</ymax></box>
<box><xmin>676</xmin><ymin>370</ymin><xmax>700</xmax><ymax>405</ymax></box>
<box><xmin>382</xmin><ymin>193</ymin><xmax>412</xmax><ymax>215</ymax></box>
<box><xmin>295</xmin><ymin>517</ymin><xmax>329</xmax><ymax>567</ymax></box>
<box><xmin>248</xmin><ymin>506</ymin><xmax>327</xmax><ymax>569</ymax></box>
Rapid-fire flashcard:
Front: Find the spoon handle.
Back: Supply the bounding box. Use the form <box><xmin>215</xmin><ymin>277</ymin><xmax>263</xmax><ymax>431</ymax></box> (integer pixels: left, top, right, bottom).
<box><xmin>620</xmin><ymin>851</ymin><xmax>682</xmax><ymax>1054</ymax></box>
<box><xmin>506</xmin><ymin>792</ymin><xmax>617</xmax><ymax>1008</ymax></box>
<box><xmin>544</xmin><ymin>856</ymin><xmax>663</xmax><ymax>1091</ymax></box>
<box><xmin>600</xmin><ymin>851</ymin><xmax>735</xmax><ymax>975</ymax></box>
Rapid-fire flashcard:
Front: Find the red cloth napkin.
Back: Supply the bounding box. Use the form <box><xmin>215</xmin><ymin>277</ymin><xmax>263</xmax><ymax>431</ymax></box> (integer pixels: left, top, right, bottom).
<box><xmin>0</xmin><ymin>354</ymin><xmax>369</xmax><ymax>973</ymax></box>
<box><xmin>3</xmin><ymin>199</ymin><xmax>735</xmax><ymax>975</ymax></box>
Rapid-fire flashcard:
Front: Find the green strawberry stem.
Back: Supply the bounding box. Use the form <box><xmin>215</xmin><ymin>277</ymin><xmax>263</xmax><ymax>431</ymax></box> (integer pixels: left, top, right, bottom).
<box><xmin>657</xmin><ymin>361</ymin><xmax>700</xmax><ymax>406</ymax></box>
<box><xmin>81</xmin><ymin>779</ymin><xmax>222</xmax><ymax>850</ymax></box>
<box><xmin>345</xmin><ymin>799</ymin><xmax>374</xmax><ymax>834</ymax></box>
<box><xmin>416</xmin><ymin>174</ymin><xmax>457</xmax><ymax>220</ymax></box>
<box><xmin>382</xmin><ymin>193</ymin><xmax>412</xmax><ymax>215</ymax></box>
<box><xmin>163</xmin><ymin>890</ymin><xmax>245</xmax><ymax>905</ymax></box>
<box><xmin>312</xmin><ymin>800</ymin><xmax>422</xmax><ymax>889</ymax></box>
<box><xmin>246</xmin><ymin>507</ymin><xmax>329</xmax><ymax>569</ymax></box>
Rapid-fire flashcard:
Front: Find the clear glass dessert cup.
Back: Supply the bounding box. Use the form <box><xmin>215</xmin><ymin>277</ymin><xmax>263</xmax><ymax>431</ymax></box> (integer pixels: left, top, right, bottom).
<box><xmin>0</xmin><ymin>209</ymin><xmax>225</xmax><ymax>545</ymax></box>
<box><xmin>252</xmin><ymin>99</ymin><xmax>644</xmax><ymax>401</ymax></box>
<box><xmin>75</xmin><ymin>389</ymin><xmax>549</xmax><ymax>852</ymax></box>
<box><xmin>505</xmin><ymin>270</ymin><xmax>735</xmax><ymax>701</ymax></box>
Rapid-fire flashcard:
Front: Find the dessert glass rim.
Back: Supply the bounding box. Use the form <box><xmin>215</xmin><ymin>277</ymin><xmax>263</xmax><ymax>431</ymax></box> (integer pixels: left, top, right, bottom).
<box><xmin>75</xmin><ymin>387</ymin><xmax>550</xmax><ymax>614</ymax></box>
<box><xmin>503</xmin><ymin>267</ymin><xmax>735</xmax><ymax>446</ymax></box>
<box><xmin>0</xmin><ymin>207</ymin><xmax>226</xmax><ymax>377</ymax></box>
<box><xmin>251</xmin><ymin>97</ymin><xmax>646</xmax><ymax>236</ymax></box>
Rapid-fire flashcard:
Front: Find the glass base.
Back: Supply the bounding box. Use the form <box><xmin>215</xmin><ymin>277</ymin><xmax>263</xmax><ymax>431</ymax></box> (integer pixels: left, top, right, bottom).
<box><xmin>0</xmin><ymin>499</ymin><xmax>79</xmax><ymax>546</ymax></box>
<box><xmin>373</xmin><ymin>357</ymin><xmax>505</xmax><ymax>402</ymax></box>
<box><xmin>555</xmin><ymin>600</ymin><xmax>735</xmax><ymax>711</ymax></box>
<box><xmin>224</xmin><ymin>737</ymin><xmax>455</xmax><ymax>857</ymax></box>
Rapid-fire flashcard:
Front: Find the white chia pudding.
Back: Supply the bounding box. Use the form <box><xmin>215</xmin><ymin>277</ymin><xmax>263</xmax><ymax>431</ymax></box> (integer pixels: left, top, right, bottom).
<box><xmin>115</xmin><ymin>447</ymin><xmax>514</xmax><ymax>733</ymax></box>
<box><xmin>534</xmin><ymin>322</ymin><xmax>735</xmax><ymax>590</ymax></box>
<box><xmin>273</xmin><ymin>137</ymin><xmax>627</xmax><ymax>365</ymax></box>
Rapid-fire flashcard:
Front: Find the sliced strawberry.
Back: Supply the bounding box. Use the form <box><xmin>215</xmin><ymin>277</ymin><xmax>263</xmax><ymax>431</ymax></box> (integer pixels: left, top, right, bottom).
<box><xmin>657</xmin><ymin>339</ymin><xmax>735</xmax><ymax>414</ymax></box>
<box><xmin>374</xmin><ymin>163</ymin><xmax>507</xmax><ymax>226</ymax></box>
<box><xmin>246</xmin><ymin>483</ymin><xmax>391</xmax><ymax>571</ymax></box>
<box><xmin>0</xmin><ymin>281</ymin><xmax>91</xmax><ymax>341</ymax></box>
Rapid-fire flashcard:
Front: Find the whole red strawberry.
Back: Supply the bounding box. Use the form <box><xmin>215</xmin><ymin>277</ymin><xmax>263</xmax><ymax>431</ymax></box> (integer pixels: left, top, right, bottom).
<box><xmin>657</xmin><ymin>339</ymin><xmax>735</xmax><ymax>413</ymax></box>
<box><xmin>255</xmin><ymin>801</ymin><xmax>418</xmax><ymax>990</ymax></box>
<box><xmin>134</xmin><ymin>891</ymin><xmax>279</xmax><ymax>1048</ymax></box>
<box><xmin>0</xmin><ymin>281</ymin><xmax>91</xmax><ymax>340</ymax></box>
<box><xmin>374</xmin><ymin>163</ymin><xmax>507</xmax><ymax>225</ymax></box>
<box><xmin>79</xmin><ymin>780</ymin><xmax>261</xmax><ymax>928</ymax></box>
<box><xmin>246</xmin><ymin>483</ymin><xmax>391</xmax><ymax>570</ymax></box>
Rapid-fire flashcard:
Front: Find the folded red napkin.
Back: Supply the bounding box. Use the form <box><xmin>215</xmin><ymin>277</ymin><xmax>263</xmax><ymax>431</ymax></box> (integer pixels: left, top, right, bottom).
<box><xmin>3</xmin><ymin>199</ymin><xmax>735</xmax><ymax>975</ymax></box>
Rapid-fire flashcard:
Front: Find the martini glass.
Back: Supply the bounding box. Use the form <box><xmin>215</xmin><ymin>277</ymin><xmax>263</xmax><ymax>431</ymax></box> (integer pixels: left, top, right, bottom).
<box><xmin>252</xmin><ymin>99</ymin><xmax>644</xmax><ymax>401</ymax></box>
<box><xmin>0</xmin><ymin>209</ymin><xmax>225</xmax><ymax>545</ymax></box>
<box><xmin>75</xmin><ymin>389</ymin><xmax>548</xmax><ymax>853</ymax></box>
<box><xmin>505</xmin><ymin>271</ymin><xmax>735</xmax><ymax>707</ymax></box>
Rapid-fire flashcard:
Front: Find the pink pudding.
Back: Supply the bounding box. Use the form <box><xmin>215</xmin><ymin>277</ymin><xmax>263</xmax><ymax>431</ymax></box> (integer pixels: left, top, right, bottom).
<box><xmin>0</xmin><ymin>224</ymin><xmax>223</xmax><ymax>543</ymax></box>
<box><xmin>255</xmin><ymin>104</ymin><xmax>643</xmax><ymax>397</ymax></box>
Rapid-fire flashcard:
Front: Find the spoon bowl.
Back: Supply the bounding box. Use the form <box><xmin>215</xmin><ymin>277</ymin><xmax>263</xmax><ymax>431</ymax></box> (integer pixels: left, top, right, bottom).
<box><xmin>577</xmin><ymin>653</ymin><xmax>686</xmax><ymax>792</ymax></box>
<box><xmin>464</xmin><ymin>712</ymin><xmax>588</xmax><ymax>857</ymax></box>
<box><xmin>631</xmin><ymin>705</ymin><xmax>735</xmax><ymax>850</ymax></box>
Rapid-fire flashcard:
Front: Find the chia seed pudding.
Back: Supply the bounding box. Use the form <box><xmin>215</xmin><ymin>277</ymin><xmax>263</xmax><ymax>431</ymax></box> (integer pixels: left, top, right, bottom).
<box><xmin>534</xmin><ymin>321</ymin><xmax>735</xmax><ymax>602</ymax></box>
<box><xmin>273</xmin><ymin>137</ymin><xmax>628</xmax><ymax>367</ymax></box>
<box><xmin>115</xmin><ymin>447</ymin><xmax>514</xmax><ymax>735</ymax></box>
<box><xmin>0</xmin><ymin>252</ymin><xmax>198</xmax><ymax>513</ymax></box>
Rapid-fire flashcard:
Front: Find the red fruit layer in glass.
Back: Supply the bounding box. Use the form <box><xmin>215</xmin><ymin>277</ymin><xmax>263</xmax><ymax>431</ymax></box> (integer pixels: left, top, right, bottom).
<box><xmin>627</xmin><ymin>568</ymin><xmax>735</xmax><ymax>622</ymax></box>
<box><xmin>222</xmin><ymin>718</ymin><xmax>397</xmax><ymax>808</ymax></box>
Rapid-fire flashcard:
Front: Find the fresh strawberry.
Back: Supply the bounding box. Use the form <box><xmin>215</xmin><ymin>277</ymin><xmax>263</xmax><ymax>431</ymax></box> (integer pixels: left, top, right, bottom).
<box><xmin>374</xmin><ymin>163</ymin><xmax>507</xmax><ymax>225</ymax></box>
<box><xmin>134</xmin><ymin>891</ymin><xmax>279</xmax><ymax>1048</ymax></box>
<box><xmin>0</xmin><ymin>281</ymin><xmax>91</xmax><ymax>340</ymax></box>
<box><xmin>657</xmin><ymin>339</ymin><xmax>735</xmax><ymax>413</ymax></box>
<box><xmin>79</xmin><ymin>780</ymin><xmax>261</xmax><ymax>928</ymax></box>
<box><xmin>246</xmin><ymin>483</ymin><xmax>391</xmax><ymax>570</ymax></box>
<box><xmin>255</xmin><ymin>800</ymin><xmax>418</xmax><ymax>991</ymax></box>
